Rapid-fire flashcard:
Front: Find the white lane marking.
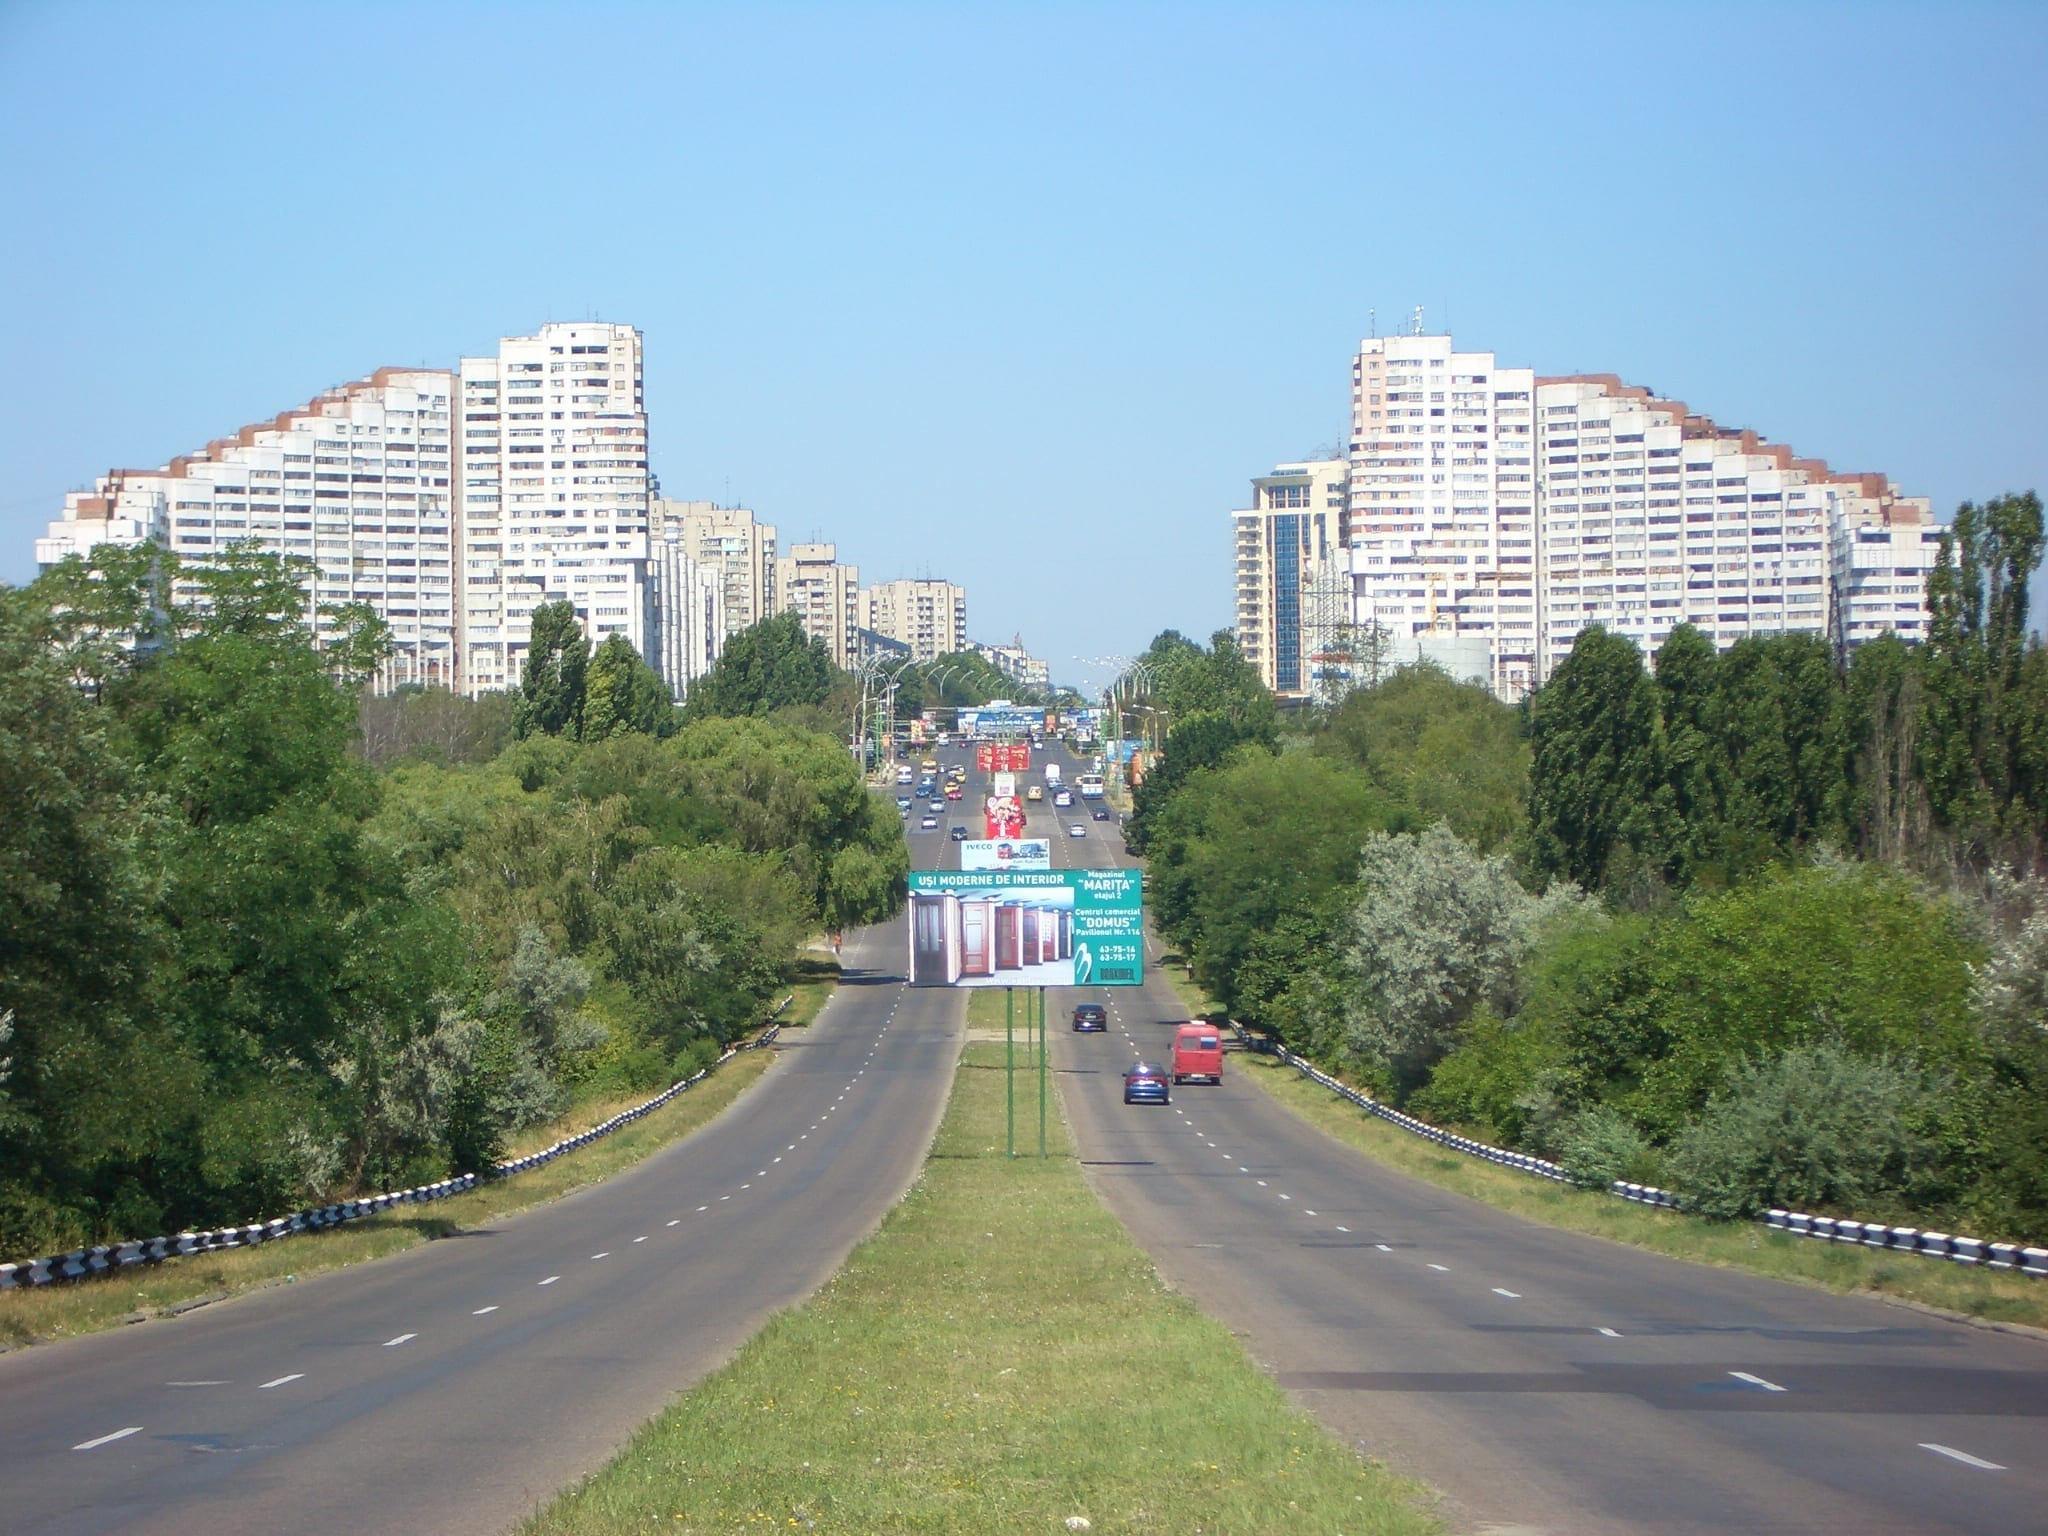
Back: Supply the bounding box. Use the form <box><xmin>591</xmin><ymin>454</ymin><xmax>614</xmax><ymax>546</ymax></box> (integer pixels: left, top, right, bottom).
<box><xmin>73</xmin><ymin>1427</ymin><xmax>143</xmax><ymax>1451</ymax></box>
<box><xmin>258</xmin><ymin>1373</ymin><xmax>304</xmax><ymax>1389</ymax></box>
<box><xmin>667</xmin><ymin>1219</ymin><xmax>680</xmax><ymax>1227</ymax></box>
<box><xmin>773</xmin><ymin>1156</ymin><xmax>783</xmax><ymax>1164</ymax></box>
<box><xmin>1428</xmin><ymin>1263</ymin><xmax>1450</xmax><ymax>1272</ymax></box>
<box><xmin>383</xmin><ymin>1333</ymin><xmax>416</xmax><ymax>1347</ymax></box>
<box><xmin>1729</xmin><ymin>1371</ymin><xmax>1787</xmax><ymax>1393</ymax></box>
<box><xmin>800</xmin><ymin>1133</ymin><xmax>809</xmax><ymax>1139</ymax></box>
<box><xmin>539</xmin><ymin>1275</ymin><xmax>560</xmax><ymax>1286</ymax></box>
<box><xmin>1919</xmin><ymin>1443</ymin><xmax>2005</xmax><ymax>1471</ymax></box>
<box><xmin>633</xmin><ymin>1235</ymin><xmax>649</xmax><ymax>1244</ymax></box>
<box><xmin>1598</xmin><ymin>1327</ymin><xmax>1623</xmax><ymax>1338</ymax></box>
<box><xmin>1277</xmin><ymin>1193</ymin><xmax>1291</xmax><ymax>1201</ymax></box>
<box><xmin>696</xmin><ymin>1205</ymin><xmax>709</xmax><ymax>1212</ymax></box>
<box><xmin>1375</xmin><ymin>1243</ymin><xmax>1392</xmax><ymax>1252</ymax></box>
<box><xmin>1493</xmin><ymin>1288</ymin><xmax>1522</xmax><ymax>1299</ymax></box>
<box><xmin>757</xmin><ymin>1171</ymin><xmax>768</xmax><ymax>1177</ymax></box>
<box><xmin>1305</xmin><ymin>1209</ymin><xmax>1317</xmax><ymax>1216</ymax></box>
<box><xmin>787</xmin><ymin>1144</ymin><xmax>796</xmax><ymax>1152</ymax></box>
<box><xmin>472</xmin><ymin>1306</ymin><xmax>499</xmax><ymax>1316</ymax></box>
<box><xmin>166</xmin><ymin>1380</ymin><xmax>228</xmax><ymax>1387</ymax></box>
<box><xmin>591</xmin><ymin>1251</ymin><xmax>610</xmax><ymax>1260</ymax></box>
<box><xmin>740</xmin><ymin>1183</ymin><xmax>752</xmax><ymax>1190</ymax></box>
<box><xmin>719</xmin><ymin>1194</ymin><xmax>732</xmax><ymax>1201</ymax></box>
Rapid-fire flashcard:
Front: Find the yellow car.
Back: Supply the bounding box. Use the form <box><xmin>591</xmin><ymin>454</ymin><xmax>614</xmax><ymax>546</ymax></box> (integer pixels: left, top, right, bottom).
<box><xmin>1026</xmin><ymin>784</ymin><xmax>1044</xmax><ymax>802</ymax></box>
<box><xmin>920</xmin><ymin>757</ymin><xmax>938</xmax><ymax>772</ymax></box>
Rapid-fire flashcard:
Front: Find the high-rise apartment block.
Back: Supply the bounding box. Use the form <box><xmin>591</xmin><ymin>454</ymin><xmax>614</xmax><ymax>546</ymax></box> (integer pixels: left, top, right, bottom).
<box><xmin>455</xmin><ymin>322</ymin><xmax>650</xmax><ymax>695</ymax></box>
<box><xmin>37</xmin><ymin>369</ymin><xmax>459</xmax><ymax>690</ymax></box>
<box><xmin>649</xmin><ymin>531</ymin><xmax>726</xmax><ymax>698</ymax></box>
<box><xmin>1348</xmin><ymin>335</ymin><xmax>1540</xmax><ymax>698</ymax></box>
<box><xmin>652</xmin><ymin>500</ymin><xmax>778</xmax><ymax>636</ymax></box>
<box><xmin>1236</xmin><ymin>331</ymin><xmax>1944</xmax><ymax>704</ymax></box>
<box><xmin>1232</xmin><ymin>459</ymin><xmax>1349</xmax><ymax>698</ymax></box>
<box><xmin>1532</xmin><ymin>375</ymin><xmax>1934</xmax><ymax>677</ymax></box>
<box><xmin>775</xmin><ymin>541</ymin><xmax>861</xmax><ymax>669</ymax></box>
<box><xmin>860</xmin><ymin>578</ymin><xmax>967</xmax><ymax>663</ymax></box>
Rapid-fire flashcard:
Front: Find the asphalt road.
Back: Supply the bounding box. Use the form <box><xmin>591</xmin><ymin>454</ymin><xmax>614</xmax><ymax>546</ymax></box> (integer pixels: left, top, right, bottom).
<box><xmin>0</xmin><ymin>919</ymin><xmax>960</xmax><ymax>1536</ymax></box>
<box><xmin>1028</xmin><ymin>743</ymin><xmax>2048</xmax><ymax>1536</ymax></box>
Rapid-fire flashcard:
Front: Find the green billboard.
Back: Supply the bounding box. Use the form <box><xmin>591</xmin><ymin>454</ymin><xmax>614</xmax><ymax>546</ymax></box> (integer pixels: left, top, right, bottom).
<box><xmin>906</xmin><ymin>868</ymin><xmax>1143</xmax><ymax>987</ymax></box>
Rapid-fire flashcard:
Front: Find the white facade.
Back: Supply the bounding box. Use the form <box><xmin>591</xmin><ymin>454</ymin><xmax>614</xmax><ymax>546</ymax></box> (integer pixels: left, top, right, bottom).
<box><xmin>456</xmin><ymin>322</ymin><xmax>650</xmax><ymax>696</ymax></box>
<box><xmin>38</xmin><ymin>369</ymin><xmax>459</xmax><ymax>691</ymax></box>
<box><xmin>775</xmin><ymin>541</ymin><xmax>860</xmax><ymax>669</ymax></box>
<box><xmin>652</xmin><ymin>499</ymin><xmax>778</xmax><ymax>636</ymax></box>
<box><xmin>972</xmin><ymin>639</ymin><xmax>1050</xmax><ymax>695</ymax></box>
<box><xmin>1348</xmin><ymin>335</ymin><xmax>1539</xmax><ymax>699</ymax></box>
<box><xmin>1232</xmin><ymin>458</ymin><xmax>1348</xmax><ymax>698</ymax></box>
<box><xmin>649</xmin><ymin>531</ymin><xmax>726</xmax><ymax>699</ymax></box>
<box><xmin>860</xmin><ymin>578</ymin><xmax>967</xmax><ymax>663</ymax></box>
<box><xmin>1534</xmin><ymin>375</ymin><xmax>1935</xmax><ymax>680</ymax></box>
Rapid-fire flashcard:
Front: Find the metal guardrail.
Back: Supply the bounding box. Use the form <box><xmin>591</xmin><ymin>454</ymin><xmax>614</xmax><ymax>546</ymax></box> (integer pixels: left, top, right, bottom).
<box><xmin>1229</xmin><ymin>1022</ymin><xmax>2048</xmax><ymax>1281</ymax></box>
<box><xmin>0</xmin><ymin>997</ymin><xmax>796</xmax><ymax>1291</ymax></box>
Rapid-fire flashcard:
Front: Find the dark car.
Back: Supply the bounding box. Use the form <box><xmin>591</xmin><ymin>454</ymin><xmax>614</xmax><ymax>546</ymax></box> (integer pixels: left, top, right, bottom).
<box><xmin>1092</xmin><ymin>807</ymin><xmax>1111</xmax><ymax>821</ymax></box>
<box><xmin>1123</xmin><ymin>1061</ymin><xmax>1170</xmax><ymax>1105</ymax></box>
<box><xmin>948</xmin><ymin>825</ymin><xmax>969</xmax><ymax>841</ymax></box>
<box><xmin>1071</xmin><ymin>1002</ymin><xmax>1107</xmax><ymax>1032</ymax></box>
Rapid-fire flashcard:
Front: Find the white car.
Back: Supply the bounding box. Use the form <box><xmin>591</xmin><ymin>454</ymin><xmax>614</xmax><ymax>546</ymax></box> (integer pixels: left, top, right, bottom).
<box><xmin>920</xmin><ymin>815</ymin><xmax>939</xmax><ymax>830</ymax></box>
<box><xmin>1069</xmin><ymin>823</ymin><xmax>1087</xmax><ymax>838</ymax></box>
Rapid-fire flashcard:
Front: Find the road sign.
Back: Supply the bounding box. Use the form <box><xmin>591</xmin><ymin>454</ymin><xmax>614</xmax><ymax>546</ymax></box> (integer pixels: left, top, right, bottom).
<box><xmin>906</xmin><ymin>869</ymin><xmax>1143</xmax><ymax>987</ymax></box>
<box><xmin>960</xmin><ymin>838</ymin><xmax>1050</xmax><ymax>871</ymax></box>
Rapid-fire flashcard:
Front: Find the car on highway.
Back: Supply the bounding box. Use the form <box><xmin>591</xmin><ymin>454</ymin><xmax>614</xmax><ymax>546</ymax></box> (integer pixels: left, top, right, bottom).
<box><xmin>1171</xmin><ymin>1023</ymin><xmax>1223</xmax><ymax>1084</ymax></box>
<box><xmin>1071</xmin><ymin>1003</ymin><xmax>1106</xmax><ymax>1032</ymax></box>
<box><xmin>896</xmin><ymin>796</ymin><xmax>913</xmax><ymax>811</ymax></box>
<box><xmin>1052</xmin><ymin>788</ymin><xmax>1074</xmax><ymax>808</ymax></box>
<box><xmin>1069</xmin><ymin>823</ymin><xmax>1087</xmax><ymax>837</ymax></box>
<box><xmin>1092</xmin><ymin>807</ymin><xmax>1111</xmax><ymax>821</ymax></box>
<box><xmin>946</xmin><ymin>785</ymin><xmax>964</xmax><ymax>800</ymax></box>
<box><xmin>949</xmin><ymin>825</ymin><xmax>968</xmax><ymax>841</ymax></box>
<box><xmin>921</xmin><ymin>757</ymin><xmax>938</xmax><ymax>772</ymax></box>
<box><xmin>1026</xmin><ymin>784</ymin><xmax>1044</xmax><ymax>802</ymax></box>
<box><xmin>920</xmin><ymin>814</ymin><xmax>939</xmax><ymax>830</ymax></box>
<box><xmin>1122</xmin><ymin>1061</ymin><xmax>1171</xmax><ymax>1104</ymax></box>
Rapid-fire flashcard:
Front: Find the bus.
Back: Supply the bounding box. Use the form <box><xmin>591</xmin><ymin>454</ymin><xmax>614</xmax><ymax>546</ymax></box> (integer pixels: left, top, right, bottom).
<box><xmin>1077</xmin><ymin>771</ymin><xmax>1105</xmax><ymax>799</ymax></box>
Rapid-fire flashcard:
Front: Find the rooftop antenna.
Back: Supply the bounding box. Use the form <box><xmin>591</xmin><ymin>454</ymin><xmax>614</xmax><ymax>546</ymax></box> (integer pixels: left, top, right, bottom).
<box><xmin>1411</xmin><ymin>305</ymin><xmax>1425</xmax><ymax>337</ymax></box>
<box><xmin>1368</xmin><ymin>307</ymin><xmax>1376</xmax><ymax>340</ymax></box>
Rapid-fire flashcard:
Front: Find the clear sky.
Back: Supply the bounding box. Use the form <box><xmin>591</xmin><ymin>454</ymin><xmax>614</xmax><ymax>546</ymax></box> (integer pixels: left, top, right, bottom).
<box><xmin>3</xmin><ymin>1</ymin><xmax>2043</xmax><ymax>691</ymax></box>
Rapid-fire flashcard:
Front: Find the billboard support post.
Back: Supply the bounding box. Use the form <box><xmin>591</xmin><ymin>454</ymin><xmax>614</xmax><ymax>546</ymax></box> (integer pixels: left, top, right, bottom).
<box><xmin>1038</xmin><ymin>985</ymin><xmax>1048</xmax><ymax>1159</ymax></box>
<box><xmin>1005</xmin><ymin>987</ymin><xmax>1015</xmax><ymax>1160</ymax></box>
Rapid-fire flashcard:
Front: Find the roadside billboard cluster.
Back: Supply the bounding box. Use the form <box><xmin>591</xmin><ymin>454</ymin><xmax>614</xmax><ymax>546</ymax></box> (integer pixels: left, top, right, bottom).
<box><xmin>907</xmin><ymin>869</ymin><xmax>1144</xmax><ymax>987</ymax></box>
<box><xmin>976</xmin><ymin>742</ymin><xmax>1033</xmax><ymax>772</ymax></box>
<box><xmin>961</xmin><ymin>707</ymin><xmax>1045</xmax><ymax>738</ymax></box>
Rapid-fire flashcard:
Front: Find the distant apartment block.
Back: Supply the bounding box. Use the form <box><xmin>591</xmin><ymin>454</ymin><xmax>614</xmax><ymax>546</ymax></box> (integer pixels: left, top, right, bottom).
<box><xmin>455</xmin><ymin>322</ymin><xmax>651</xmax><ymax>696</ymax></box>
<box><xmin>860</xmin><ymin>578</ymin><xmax>966</xmax><ymax>663</ymax></box>
<box><xmin>972</xmin><ymin>638</ymin><xmax>1050</xmax><ymax>696</ymax></box>
<box><xmin>37</xmin><ymin>369</ymin><xmax>459</xmax><ymax>691</ymax></box>
<box><xmin>776</xmin><ymin>541</ymin><xmax>861</xmax><ymax>669</ymax></box>
<box><xmin>649</xmin><ymin>530</ymin><xmax>726</xmax><ymax>699</ymax></box>
<box><xmin>1533</xmin><ymin>375</ymin><xmax>1936</xmax><ymax>680</ymax></box>
<box><xmin>652</xmin><ymin>499</ymin><xmax>778</xmax><ymax>636</ymax></box>
<box><xmin>1232</xmin><ymin>459</ymin><xmax>1349</xmax><ymax>698</ymax></box>
<box><xmin>1348</xmin><ymin>334</ymin><xmax>1540</xmax><ymax>699</ymax></box>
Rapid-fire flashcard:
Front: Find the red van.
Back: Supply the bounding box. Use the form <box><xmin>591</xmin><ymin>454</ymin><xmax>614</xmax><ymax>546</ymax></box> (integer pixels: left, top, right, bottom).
<box><xmin>1171</xmin><ymin>1023</ymin><xmax>1223</xmax><ymax>1085</ymax></box>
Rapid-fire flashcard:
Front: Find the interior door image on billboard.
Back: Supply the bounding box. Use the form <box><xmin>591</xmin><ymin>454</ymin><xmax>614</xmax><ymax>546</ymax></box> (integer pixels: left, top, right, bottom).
<box><xmin>906</xmin><ymin>870</ymin><xmax>1143</xmax><ymax>987</ymax></box>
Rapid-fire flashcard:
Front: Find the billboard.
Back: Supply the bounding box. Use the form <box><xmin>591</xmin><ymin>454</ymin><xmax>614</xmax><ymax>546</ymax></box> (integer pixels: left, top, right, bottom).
<box><xmin>960</xmin><ymin>838</ymin><xmax>1051</xmax><ymax>871</ymax></box>
<box><xmin>960</xmin><ymin>706</ymin><xmax>1045</xmax><ymax>738</ymax></box>
<box><xmin>907</xmin><ymin>869</ymin><xmax>1144</xmax><ymax>987</ymax></box>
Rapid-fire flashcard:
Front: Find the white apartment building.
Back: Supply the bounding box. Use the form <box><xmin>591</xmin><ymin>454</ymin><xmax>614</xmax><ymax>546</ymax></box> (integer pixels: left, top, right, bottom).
<box><xmin>860</xmin><ymin>578</ymin><xmax>967</xmax><ymax>663</ymax></box>
<box><xmin>972</xmin><ymin>639</ymin><xmax>1051</xmax><ymax>696</ymax></box>
<box><xmin>37</xmin><ymin>369</ymin><xmax>459</xmax><ymax>691</ymax></box>
<box><xmin>1348</xmin><ymin>334</ymin><xmax>1540</xmax><ymax>699</ymax></box>
<box><xmin>775</xmin><ymin>541</ymin><xmax>861</xmax><ymax>669</ymax></box>
<box><xmin>649</xmin><ymin>531</ymin><xmax>726</xmax><ymax>699</ymax></box>
<box><xmin>1533</xmin><ymin>375</ymin><xmax>1936</xmax><ymax>680</ymax></box>
<box><xmin>652</xmin><ymin>499</ymin><xmax>778</xmax><ymax>636</ymax></box>
<box><xmin>456</xmin><ymin>322</ymin><xmax>650</xmax><ymax>696</ymax></box>
<box><xmin>1232</xmin><ymin>458</ymin><xmax>1348</xmax><ymax>698</ymax></box>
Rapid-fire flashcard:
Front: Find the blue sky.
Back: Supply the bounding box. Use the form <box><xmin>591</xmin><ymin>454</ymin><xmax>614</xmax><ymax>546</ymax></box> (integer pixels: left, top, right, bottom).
<box><xmin>3</xmin><ymin>1</ymin><xmax>2043</xmax><ymax>689</ymax></box>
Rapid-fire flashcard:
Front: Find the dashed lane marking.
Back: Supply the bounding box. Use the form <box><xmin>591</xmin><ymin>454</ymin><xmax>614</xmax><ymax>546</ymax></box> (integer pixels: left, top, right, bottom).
<box><xmin>539</xmin><ymin>1276</ymin><xmax>560</xmax><ymax>1286</ymax></box>
<box><xmin>73</xmin><ymin>1427</ymin><xmax>142</xmax><ymax>1451</ymax></box>
<box><xmin>1598</xmin><ymin>1327</ymin><xmax>1622</xmax><ymax>1338</ymax></box>
<box><xmin>1730</xmin><ymin>1371</ymin><xmax>1787</xmax><ymax>1393</ymax></box>
<box><xmin>258</xmin><ymin>1374</ymin><xmax>304</xmax><ymax>1389</ymax></box>
<box><xmin>1428</xmin><ymin>1263</ymin><xmax>1450</xmax><ymax>1272</ymax></box>
<box><xmin>472</xmin><ymin>1306</ymin><xmax>499</xmax><ymax>1316</ymax></box>
<box><xmin>1920</xmin><ymin>1443</ymin><xmax>2004</xmax><ymax>1471</ymax></box>
<box><xmin>1493</xmin><ymin>1288</ymin><xmax>1522</xmax><ymax>1299</ymax></box>
<box><xmin>383</xmin><ymin>1333</ymin><xmax>416</xmax><ymax>1347</ymax></box>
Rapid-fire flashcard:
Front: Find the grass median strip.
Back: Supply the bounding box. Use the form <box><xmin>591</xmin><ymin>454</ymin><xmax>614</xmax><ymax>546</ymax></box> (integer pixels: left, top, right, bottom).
<box><xmin>524</xmin><ymin>1041</ymin><xmax>1439</xmax><ymax>1536</ymax></box>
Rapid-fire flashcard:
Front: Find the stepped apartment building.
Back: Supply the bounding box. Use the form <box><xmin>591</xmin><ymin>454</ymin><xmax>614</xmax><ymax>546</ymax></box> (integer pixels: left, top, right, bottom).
<box><xmin>652</xmin><ymin>499</ymin><xmax>779</xmax><ymax>636</ymax></box>
<box><xmin>776</xmin><ymin>541</ymin><xmax>861</xmax><ymax>669</ymax></box>
<box><xmin>37</xmin><ymin>368</ymin><xmax>459</xmax><ymax>691</ymax></box>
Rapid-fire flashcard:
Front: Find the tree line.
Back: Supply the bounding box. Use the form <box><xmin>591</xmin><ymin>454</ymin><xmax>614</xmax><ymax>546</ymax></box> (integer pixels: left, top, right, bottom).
<box><xmin>0</xmin><ymin>550</ymin><xmax>911</xmax><ymax>1256</ymax></box>
<box><xmin>1133</xmin><ymin>492</ymin><xmax>2048</xmax><ymax>1242</ymax></box>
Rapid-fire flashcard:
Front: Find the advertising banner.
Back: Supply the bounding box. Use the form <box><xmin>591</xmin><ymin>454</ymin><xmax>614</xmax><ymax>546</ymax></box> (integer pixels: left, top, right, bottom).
<box><xmin>976</xmin><ymin>743</ymin><xmax>995</xmax><ymax>773</ymax></box>
<box><xmin>1001</xmin><ymin>743</ymin><xmax>1032</xmax><ymax>772</ymax></box>
<box><xmin>906</xmin><ymin>869</ymin><xmax>1144</xmax><ymax>987</ymax></box>
<box><xmin>959</xmin><ymin>838</ymin><xmax>1051</xmax><ymax>871</ymax></box>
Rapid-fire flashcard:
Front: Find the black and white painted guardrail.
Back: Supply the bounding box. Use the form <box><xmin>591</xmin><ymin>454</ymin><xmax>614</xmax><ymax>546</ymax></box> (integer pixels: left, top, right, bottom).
<box><xmin>0</xmin><ymin>1000</ymin><xmax>793</xmax><ymax>1291</ymax></box>
<box><xmin>1230</xmin><ymin>1022</ymin><xmax>2048</xmax><ymax>1280</ymax></box>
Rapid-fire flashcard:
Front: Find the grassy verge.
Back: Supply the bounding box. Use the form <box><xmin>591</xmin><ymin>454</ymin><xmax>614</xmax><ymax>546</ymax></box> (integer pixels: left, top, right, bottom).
<box><xmin>1235</xmin><ymin>1051</ymin><xmax>2048</xmax><ymax>1332</ymax></box>
<box><xmin>0</xmin><ymin>998</ymin><xmax>816</xmax><ymax>1352</ymax></box>
<box><xmin>523</xmin><ymin>1041</ymin><xmax>1440</xmax><ymax>1536</ymax></box>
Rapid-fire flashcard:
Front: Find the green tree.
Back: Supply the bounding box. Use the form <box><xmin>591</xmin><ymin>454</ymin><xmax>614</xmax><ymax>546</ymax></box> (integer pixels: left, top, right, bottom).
<box><xmin>582</xmin><ymin>633</ymin><xmax>679</xmax><ymax>741</ymax></box>
<box><xmin>683</xmin><ymin>612</ymin><xmax>835</xmax><ymax>721</ymax></box>
<box><xmin>1524</xmin><ymin>626</ymin><xmax>1673</xmax><ymax>890</ymax></box>
<box><xmin>515</xmin><ymin>601</ymin><xmax>590</xmax><ymax>740</ymax></box>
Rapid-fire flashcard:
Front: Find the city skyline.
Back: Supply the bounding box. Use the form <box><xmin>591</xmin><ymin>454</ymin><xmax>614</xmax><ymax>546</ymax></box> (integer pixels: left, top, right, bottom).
<box><xmin>3</xmin><ymin>3</ymin><xmax>2044</xmax><ymax>690</ymax></box>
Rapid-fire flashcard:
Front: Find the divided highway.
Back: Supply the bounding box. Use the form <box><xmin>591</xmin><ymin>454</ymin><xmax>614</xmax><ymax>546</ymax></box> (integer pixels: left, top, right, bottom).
<box><xmin>0</xmin><ymin>921</ymin><xmax>961</xmax><ymax>1536</ymax></box>
<box><xmin>1028</xmin><ymin>743</ymin><xmax>2048</xmax><ymax>1536</ymax></box>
